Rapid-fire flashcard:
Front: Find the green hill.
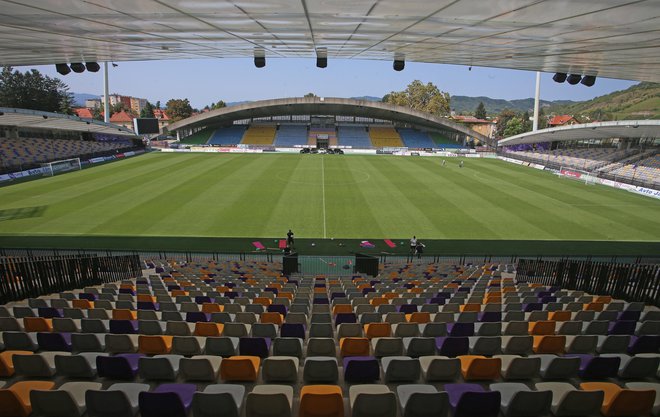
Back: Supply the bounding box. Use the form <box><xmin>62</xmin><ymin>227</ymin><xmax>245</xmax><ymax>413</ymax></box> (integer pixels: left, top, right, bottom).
<box><xmin>547</xmin><ymin>82</ymin><xmax>660</xmax><ymax>121</ymax></box>
<box><xmin>450</xmin><ymin>96</ymin><xmax>568</xmax><ymax>115</ymax></box>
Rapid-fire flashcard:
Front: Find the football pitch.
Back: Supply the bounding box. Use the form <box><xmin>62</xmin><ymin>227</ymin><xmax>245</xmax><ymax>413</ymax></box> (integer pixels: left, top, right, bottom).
<box><xmin>0</xmin><ymin>152</ymin><xmax>658</xmax><ymax>255</ymax></box>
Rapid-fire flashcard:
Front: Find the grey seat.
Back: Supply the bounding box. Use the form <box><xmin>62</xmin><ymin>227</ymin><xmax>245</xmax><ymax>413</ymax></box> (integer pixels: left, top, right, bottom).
<box><xmin>496</xmin><ymin>354</ymin><xmax>541</xmax><ymax>380</ymax></box>
<box><xmin>583</xmin><ymin>320</ymin><xmax>609</xmax><ymax>335</ymax></box>
<box><xmin>501</xmin><ymin>335</ymin><xmax>533</xmax><ymax>355</ymax></box>
<box><xmin>306</xmin><ymin>337</ymin><xmax>336</xmax><ymax>357</ymax></box>
<box><xmin>602</xmin><ymin>353</ymin><xmax>660</xmax><ymax>379</ymax></box>
<box><xmin>138</xmin><ymin>354</ymin><xmax>182</xmax><ymax>380</ymax></box>
<box><xmin>223</xmin><ymin>323</ymin><xmax>251</xmax><ymax>338</ymax></box>
<box><xmin>596</xmin><ymin>335</ymin><xmax>631</xmax><ymax>353</ymax></box>
<box><xmin>564</xmin><ymin>335</ymin><xmax>597</xmax><ymax>353</ymax></box>
<box><xmin>403</xmin><ymin>337</ymin><xmax>436</xmax><ymax>357</ymax></box>
<box><xmin>309</xmin><ymin>323</ymin><xmax>333</xmax><ymax>338</ymax></box>
<box><xmin>171</xmin><ymin>335</ymin><xmax>206</xmax><ymax>356</ymax></box>
<box><xmin>396</xmin><ymin>384</ymin><xmax>449</xmax><ymax>417</ymax></box>
<box><xmin>337</xmin><ymin>323</ymin><xmax>363</xmax><ymax>339</ymax></box>
<box><xmin>165</xmin><ymin>321</ymin><xmax>193</xmax><ymax>336</ymax></box>
<box><xmin>490</xmin><ymin>382</ymin><xmax>552</xmax><ymax>417</ymax></box>
<box><xmin>55</xmin><ymin>352</ymin><xmax>107</xmax><ymax>378</ymax></box>
<box><xmin>246</xmin><ymin>385</ymin><xmax>293</xmax><ymax>417</ymax></box>
<box><xmin>262</xmin><ymin>356</ymin><xmax>299</xmax><ymax>382</ymax></box>
<box><xmin>105</xmin><ymin>334</ymin><xmax>138</xmax><ymax>353</ymax></box>
<box><xmin>372</xmin><ymin>337</ymin><xmax>404</xmax><ymax>357</ymax></box>
<box><xmin>31</xmin><ymin>381</ymin><xmax>103</xmax><ymax>417</ymax></box>
<box><xmin>503</xmin><ymin>321</ymin><xmax>528</xmax><ymax>335</ymax></box>
<box><xmin>535</xmin><ymin>382</ymin><xmax>604</xmax><ymax>417</ymax></box>
<box><xmin>469</xmin><ymin>336</ymin><xmax>501</xmax><ymax>355</ymax></box>
<box><xmin>52</xmin><ymin>317</ymin><xmax>80</xmax><ymax>333</ymax></box>
<box><xmin>475</xmin><ymin>322</ymin><xmax>501</xmax><ymax>336</ymax></box>
<box><xmin>81</xmin><ymin>319</ymin><xmax>109</xmax><ymax>333</ymax></box>
<box><xmin>419</xmin><ymin>323</ymin><xmax>447</xmax><ymax>337</ymax></box>
<box><xmin>138</xmin><ymin>320</ymin><xmax>166</xmax><ymax>335</ymax></box>
<box><xmin>531</xmin><ymin>354</ymin><xmax>580</xmax><ymax>379</ymax></box>
<box><xmin>14</xmin><ymin>351</ymin><xmax>66</xmax><ymax>377</ymax></box>
<box><xmin>193</xmin><ymin>384</ymin><xmax>245</xmax><ymax>417</ymax></box>
<box><xmin>205</xmin><ymin>336</ymin><xmax>239</xmax><ymax>356</ymax></box>
<box><xmin>350</xmin><ymin>384</ymin><xmax>397</xmax><ymax>417</ymax></box>
<box><xmin>180</xmin><ymin>355</ymin><xmax>222</xmax><ymax>381</ymax></box>
<box><xmin>252</xmin><ymin>323</ymin><xmax>277</xmax><ymax>338</ymax></box>
<box><xmin>382</xmin><ymin>356</ymin><xmax>421</xmax><ymax>382</ymax></box>
<box><xmin>273</xmin><ymin>337</ymin><xmax>304</xmax><ymax>358</ymax></box>
<box><xmin>636</xmin><ymin>320</ymin><xmax>660</xmax><ymax>336</ymax></box>
<box><xmin>71</xmin><ymin>333</ymin><xmax>105</xmax><ymax>352</ymax></box>
<box><xmin>3</xmin><ymin>331</ymin><xmax>38</xmax><ymax>351</ymax></box>
<box><xmin>303</xmin><ymin>357</ymin><xmax>339</xmax><ymax>383</ymax></box>
<box><xmin>85</xmin><ymin>382</ymin><xmax>149</xmax><ymax>417</ymax></box>
<box><xmin>418</xmin><ymin>355</ymin><xmax>460</xmax><ymax>381</ymax></box>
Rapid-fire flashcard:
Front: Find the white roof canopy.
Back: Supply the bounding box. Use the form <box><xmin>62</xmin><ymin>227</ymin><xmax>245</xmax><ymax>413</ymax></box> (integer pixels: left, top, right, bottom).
<box><xmin>0</xmin><ymin>0</ymin><xmax>658</xmax><ymax>82</ymax></box>
<box><xmin>0</xmin><ymin>107</ymin><xmax>137</xmax><ymax>136</ymax></box>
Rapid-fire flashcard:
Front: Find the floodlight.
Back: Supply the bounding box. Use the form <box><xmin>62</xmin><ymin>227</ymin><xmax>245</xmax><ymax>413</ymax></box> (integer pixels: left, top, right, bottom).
<box><xmin>85</xmin><ymin>62</ymin><xmax>100</xmax><ymax>72</ymax></box>
<box><xmin>316</xmin><ymin>48</ymin><xmax>327</xmax><ymax>68</ymax></box>
<box><xmin>254</xmin><ymin>47</ymin><xmax>265</xmax><ymax>68</ymax></box>
<box><xmin>580</xmin><ymin>75</ymin><xmax>596</xmax><ymax>87</ymax></box>
<box><xmin>55</xmin><ymin>64</ymin><xmax>71</xmax><ymax>76</ymax></box>
<box><xmin>566</xmin><ymin>74</ymin><xmax>582</xmax><ymax>85</ymax></box>
<box><xmin>393</xmin><ymin>59</ymin><xmax>405</xmax><ymax>71</ymax></box>
<box><xmin>70</xmin><ymin>63</ymin><xmax>85</xmax><ymax>73</ymax></box>
<box><xmin>552</xmin><ymin>72</ymin><xmax>567</xmax><ymax>83</ymax></box>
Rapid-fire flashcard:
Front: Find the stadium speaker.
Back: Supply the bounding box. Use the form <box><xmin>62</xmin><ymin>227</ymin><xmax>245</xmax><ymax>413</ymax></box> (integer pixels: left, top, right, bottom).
<box><xmin>393</xmin><ymin>59</ymin><xmax>405</xmax><ymax>71</ymax></box>
<box><xmin>316</xmin><ymin>56</ymin><xmax>327</xmax><ymax>68</ymax></box>
<box><xmin>552</xmin><ymin>72</ymin><xmax>567</xmax><ymax>83</ymax></box>
<box><xmin>85</xmin><ymin>62</ymin><xmax>100</xmax><ymax>72</ymax></box>
<box><xmin>580</xmin><ymin>75</ymin><xmax>596</xmax><ymax>87</ymax></box>
<box><xmin>254</xmin><ymin>56</ymin><xmax>265</xmax><ymax>68</ymax></box>
<box><xmin>55</xmin><ymin>63</ymin><xmax>71</xmax><ymax>76</ymax></box>
<box><xmin>70</xmin><ymin>63</ymin><xmax>85</xmax><ymax>73</ymax></box>
<box><xmin>566</xmin><ymin>74</ymin><xmax>582</xmax><ymax>85</ymax></box>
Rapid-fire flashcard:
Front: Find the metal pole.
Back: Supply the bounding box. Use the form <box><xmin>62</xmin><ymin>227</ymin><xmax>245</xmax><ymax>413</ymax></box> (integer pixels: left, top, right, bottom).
<box><xmin>103</xmin><ymin>62</ymin><xmax>110</xmax><ymax>123</ymax></box>
<box><xmin>533</xmin><ymin>71</ymin><xmax>541</xmax><ymax>131</ymax></box>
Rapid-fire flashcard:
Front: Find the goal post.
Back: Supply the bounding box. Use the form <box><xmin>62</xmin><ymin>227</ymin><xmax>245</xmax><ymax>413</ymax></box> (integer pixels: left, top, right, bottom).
<box><xmin>558</xmin><ymin>166</ymin><xmax>599</xmax><ymax>185</ymax></box>
<box><xmin>41</xmin><ymin>158</ymin><xmax>82</xmax><ymax>177</ymax></box>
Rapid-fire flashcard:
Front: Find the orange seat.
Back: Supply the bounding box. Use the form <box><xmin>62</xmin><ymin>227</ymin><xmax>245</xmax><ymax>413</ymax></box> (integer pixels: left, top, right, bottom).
<box><xmin>459</xmin><ymin>355</ymin><xmax>502</xmax><ymax>380</ymax></box>
<box><xmin>0</xmin><ymin>351</ymin><xmax>33</xmax><ymax>377</ymax></box>
<box><xmin>120</xmin><ymin>284</ymin><xmax>135</xmax><ymax>290</ymax></box>
<box><xmin>220</xmin><ymin>356</ymin><xmax>260</xmax><ymax>381</ymax></box>
<box><xmin>584</xmin><ymin>302</ymin><xmax>604</xmax><ymax>312</ymax></box>
<box><xmin>364</xmin><ymin>323</ymin><xmax>391</xmax><ymax>339</ymax></box>
<box><xmin>533</xmin><ymin>335</ymin><xmax>566</xmax><ymax>354</ymax></box>
<box><xmin>444</xmin><ymin>283</ymin><xmax>459</xmax><ymax>289</ymax></box>
<box><xmin>194</xmin><ymin>322</ymin><xmax>224</xmax><ymax>337</ymax></box>
<box><xmin>314</xmin><ymin>288</ymin><xmax>327</xmax><ymax>294</ymax></box>
<box><xmin>299</xmin><ymin>385</ymin><xmax>344</xmax><ymax>417</ymax></box>
<box><xmin>215</xmin><ymin>286</ymin><xmax>231</xmax><ymax>293</ymax></box>
<box><xmin>332</xmin><ymin>305</ymin><xmax>353</xmax><ymax>315</ymax></box>
<box><xmin>548</xmin><ymin>311</ymin><xmax>572</xmax><ymax>321</ymax></box>
<box><xmin>357</xmin><ymin>284</ymin><xmax>371</xmax><ymax>291</ymax></box>
<box><xmin>484</xmin><ymin>298</ymin><xmax>502</xmax><ymax>305</ymax></box>
<box><xmin>0</xmin><ymin>380</ymin><xmax>56</xmax><ymax>417</ymax></box>
<box><xmin>138</xmin><ymin>335</ymin><xmax>173</xmax><ymax>354</ymax></box>
<box><xmin>408</xmin><ymin>288</ymin><xmax>423</xmax><ymax>294</ymax></box>
<box><xmin>261</xmin><ymin>312</ymin><xmax>284</xmax><ymax>325</ymax></box>
<box><xmin>460</xmin><ymin>303</ymin><xmax>482</xmax><ymax>312</ymax></box>
<box><xmin>406</xmin><ymin>312</ymin><xmax>431</xmax><ymax>324</ymax></box>
<box><xmin>23</xmin><ymin>317</ymin><xmax>52</xmax><ymax>333</ymax></box>
<box><xmin>339</xmin><ymin>337</ymin><xmax>370</xmax><ymax>357</ymax></box>
<box><xmin>528</xmin><ymin>321</ymin><xmax>556</xmax><ymax>335</ymax></box>
<box><xmin>137</xmin><ymin>295</ymin><xmax>156</xmax><ymax>303</ymax></box>
<box><xmin>71</xmin><ymin>299</ymin><xmax>94</xmax><ymax>309</ymax></box>
<box><xmin>502</xmin><ymin>287</ymin><xmax>516</xmax><ymax>293</ymax></box>
<box><xmin>253</xmin><ymin>297</ymin><xmax>272</xmax><ymax>307</ymax></box>
<box><xmin>112</xmin><ymin>309</ymin><xmax>137</xmax><ymax>320</ymax></box>
<box><xmin>170</xmin><ymin>290</ymin><xmax>188</xmax><ymax>297</ymax></box>
<box><xmin>580</xmin><ymin>382</ymin><xmax>655</xmax><ymax>417</ymax></box>
<box><xmin>370</xmin><ymin>298</ymin><xmax>388</xmax><ymax>306</ymax></box>
<box><xmin>383</xmin><ymin>293</ymin><xmax>399</xmax><ymax>300</ymax></box>
<box><xmin>594</xmin><ymin>296</ymin><xmax>613</xmax><ymax>304</ymax></box>
<box><xmin>279</xmin><ymin>291</ymin><xmax>294</xmax><ymax>300</ymax></box>
<box><xmin>201</xmin><ymin>303</ymin><xmax>223</xmax><ymax>313</ymax></box>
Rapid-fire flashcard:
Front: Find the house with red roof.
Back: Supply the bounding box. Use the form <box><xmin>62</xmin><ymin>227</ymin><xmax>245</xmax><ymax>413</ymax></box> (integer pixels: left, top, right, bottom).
<box><xmin>452</xmin><ymin>115</ymin><xmax>496</xmax><ymax>141</ymax></box>
<box><xmin>73</xmin><ymin>108</ymin><xmax>95</xmax><ymax>119</ymax></box>
<box><xmin>109</xmin><ymin>110</ymin><xmax>135</xmax><ymax>129</ymax></box>
<box><xmin>548</xmin><ymin>115</ymin><xmax>580</xmax><ymax>127</ymax></box>
<box><xmin>153</xmin><ymin>109</ymin><xmax>171</xmax><ymax>129</ymax></box>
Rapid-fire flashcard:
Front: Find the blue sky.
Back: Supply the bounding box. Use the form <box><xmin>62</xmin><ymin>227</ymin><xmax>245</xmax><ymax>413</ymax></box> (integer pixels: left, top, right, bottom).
<box><xmin>22</xmin><ymin>59</ymin><xmax>637</xmax><ymax>110</ymax></box>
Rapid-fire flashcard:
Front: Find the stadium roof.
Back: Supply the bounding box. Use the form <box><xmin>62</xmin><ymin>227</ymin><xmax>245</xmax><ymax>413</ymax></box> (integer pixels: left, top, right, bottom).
<box><xmin>0</xmin><ymin>107</ymin><xmax>138</xmax><ymax>136</ymax></box>
<box><xmin>0</xmin><ymin>1</ymin><xmax>658</xmax><ymax>83</ymax></box>
<box><xmin>164</xmin><ymin>97</ymin><xmax>493</xmax><ymax>144</ymax></box>
<box><xmin>498</xmin><ymin>120</ymin><xmax>660</xmax><ymax>146</ymax></box>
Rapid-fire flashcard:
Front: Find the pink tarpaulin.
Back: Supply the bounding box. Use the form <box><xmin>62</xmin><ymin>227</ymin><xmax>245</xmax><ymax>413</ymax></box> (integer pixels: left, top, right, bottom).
<box><xmin>384</xmin><ymin>239</ymin><xmax>396</xmax><ymax>248</ymax></box>
<box><xmin>252</xmin><ymin>241</ymin><xmax>266</xmax><ymax>250</ymax></box>
<box><xmin>278</xmin><ymin>240</ymin><xmax>287</xmax><ymax>249</ymax></box>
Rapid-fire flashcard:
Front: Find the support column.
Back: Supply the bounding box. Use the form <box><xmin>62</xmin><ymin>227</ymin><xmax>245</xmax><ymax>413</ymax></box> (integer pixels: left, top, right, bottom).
<box><xmin>103</xmin><ymin>62</ymin><xmax>110</xmax><ymax>123</ymax></box>
<box><xmin>533</xmin><ymin>71</ymin><xmax>541</xmax><ymax>131</ymax></box>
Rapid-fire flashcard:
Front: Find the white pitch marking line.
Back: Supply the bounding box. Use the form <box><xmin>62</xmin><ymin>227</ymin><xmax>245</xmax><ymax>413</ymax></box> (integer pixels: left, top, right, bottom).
<box><xmin>321</xmin><ymin>155</ymin><xmax>327</xmax><ymax>238</ymax></box>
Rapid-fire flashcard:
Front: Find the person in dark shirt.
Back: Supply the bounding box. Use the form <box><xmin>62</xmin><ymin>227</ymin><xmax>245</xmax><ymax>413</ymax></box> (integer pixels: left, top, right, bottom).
<box><xmin>415</xmin><ymin>241</ymin><xmax>425</xmax><ymax>259</ymax></box>
<box><xmin>286</xmin><ymin>229</ymin><xmax>295</xmax><ymax>248</ymax></box>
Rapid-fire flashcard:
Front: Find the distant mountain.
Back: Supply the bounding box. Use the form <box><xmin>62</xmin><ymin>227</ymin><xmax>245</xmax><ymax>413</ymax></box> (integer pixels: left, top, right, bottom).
<box><xmin>72</xmin><ymin>93</ymin><xmax>99</xmax><ymax>107</ymax></box>
<box><xmin>547</xmin><ymin>82</ymin><xmax>659</xmax><ymax>121</ymax></box>
<box><xmin>450</xmin><ymin>96</ymin><xmax>576</xmax><ymax>115</ymax></box>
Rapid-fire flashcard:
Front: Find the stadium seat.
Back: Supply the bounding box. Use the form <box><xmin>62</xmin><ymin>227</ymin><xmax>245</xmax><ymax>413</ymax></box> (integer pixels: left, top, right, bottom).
<box><xmin>535</xmin><ymin>382</ymin><xmax>604</xmax><ymax>416</ymax></box>
<box><xmin>349</xmin><ymin>385</ymin><xmax>397</xmax><ymax>417</ymax></box>
<box><xmin>396</xmin><ymin>384</ymin><xmax>449</xmax><ymax>417</ymax></box>
<box><xmin>85</xmin><ymin>382</ymin><xmax>150</xmax><ymax>417</ymax></box>
<box><xmin>299</xmin><ymin>385</ymin><xmax>344</xmax><ymax>417</ymax></box>
<box><xmin>139</xmin><ymin>383</ymin><xmax>196</xmax><ymax>417</ymax></box>
<box><xmin>246</xmin><ymin>385</ymin><xmax>293</xmax><ymax>417</ymax></box>
<box><xmin>192</xmin><ymin>384</ymin><xmax>245</xmax><ymax>417</ymax></box>
<box><xmin>444</xmin><ymin>383</ymin><xmax>501</xmax><ymax>417</ymax></box>
<box><xmin>580</xmin><ymin>382</ymin><xmax>655</xmax><ymax>417</ymax></box>
<box><xmin>0</xmin><ymin>380</ymin><xmax>56</xmax><ymax>417</ymax></box>
<box><xmin>220</xmin><ymin>355</ymin><xmax>260</xmax><ymax>381</ymax></box>
<box><xmin>30</xmin><ymin>381</ymin><xmax>102</xmax><ymax>417</ymax></box>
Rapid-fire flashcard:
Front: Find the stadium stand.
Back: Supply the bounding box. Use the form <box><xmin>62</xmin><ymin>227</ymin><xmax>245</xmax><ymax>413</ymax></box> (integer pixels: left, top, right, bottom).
<box><xmin>398</xmin><ymin>128</ymin><xmax>436</xmax><ymax>149</ymax></box>
<box><xmin>430</xmin><ymin>132</ymin><xmax>463</xmax><ymax>149</ymax></box>
<box><xmin>308</xmin><ymin>128</ymin><xmax>337</xmax><ymax>146</ymax></box>
<box><xmin>509</xmin><ymin>148</ymin><xmax>628</xmax><ymax>171</ymax></box>
<box><xmin>606</xmin><ymin>152</ymin><xmax>660</xmax><ymax>186</ymax></box>
<box><xmin>337</xmin><ymin>126</ymin><xmax>372</xmax><ymax>148</ymax></box>
<box><xmin>1</xmin><ymin>257</ymin><xmax>657</xmax><ymax>417</ymax></box>
<box><xmin>207</xmin><ymin>126</ymin><xmax>247</xmax><ymax>146</ymax></box>
<box><xmin>180</xmin><ymin>127</ymin><xmax>215</xmax><ymax>145</ymax></box>
<box><xmin>241</xmin><ymin>125</ymin><xmax>277</xmax><ymax>145</ymax></box>
<box><xmin>274</xmin><ymin>125</ymin><xmax>308</xmax><ymax>147</ymax></box>
<box><xmin>369</xmin><ymin>126</ymin><xmax>404</xmax><ymax>147</ymax></box>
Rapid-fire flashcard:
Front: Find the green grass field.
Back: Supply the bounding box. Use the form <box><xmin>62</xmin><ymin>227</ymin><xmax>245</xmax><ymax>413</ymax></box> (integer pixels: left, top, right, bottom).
<box><xmin>0</xmin><ymin>153</ymin><xmax>658</xmax><ymax>255</ymax></box>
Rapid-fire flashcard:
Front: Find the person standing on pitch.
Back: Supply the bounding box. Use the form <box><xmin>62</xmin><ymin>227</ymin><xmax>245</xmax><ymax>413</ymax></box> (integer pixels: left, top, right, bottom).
<box><xmin>287</xmin><ymin>229</ymin><xmax>295</xmax><ymax>248</ymax></box>
<box><xmin>410</xmin><ymin>236</ymin><xmax>417</xmax><ymax>253</ymax></box>
<box><xmin>459</xmin><ymin>160</ymin><xmax>464</xmax><ymax>168</ymax></box>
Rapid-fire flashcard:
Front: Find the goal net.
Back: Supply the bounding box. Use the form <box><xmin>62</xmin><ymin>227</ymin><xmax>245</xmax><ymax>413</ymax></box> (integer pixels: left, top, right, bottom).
<box><xmin>41</xmin><ymin>158</ymin><xmax>81</xmax><ymax>177</ymax></box>
<box><xmin>558</xmin><ymin>166</ymin><xmax>599</xmax><ymax>185</ymax></box>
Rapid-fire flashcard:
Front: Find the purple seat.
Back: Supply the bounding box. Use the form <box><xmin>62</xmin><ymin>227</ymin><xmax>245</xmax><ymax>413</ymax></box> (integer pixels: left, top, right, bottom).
<box><xmin>617</xmin><ymin>310</ymin><xmax>641</xmax><ymax>321</ymax></box>
<box><xmin>224</xmin><ymin>282</ymin><xmax>236</xmax><ymax>288</ymax></box>
<box><xmin>37</xmin><ymin>332</ymin><xmax>72</xmax><ymax>351</ymax></box>
<box><xmin>38</xmin><ymin>307</ymin><xmax>63</xmax><ymax>318</ymax></box>
<box><xmin>281</xmin><ymin>323</ymin><xmax>305</xmax><ymax>339</ymax></box>
<box><xmin>628</xmin><ymin>335</ymin><xmax>660</xmax><ymax>354</ymax></box>
<box><xmin>79</xmin><ymin>293</ymin><xmax>97</xmax><ymax>301</ymax></box>
<box><xmin>566</xmin><ymin>354</ymin><xmax>620</xmax><ymax>379</ymax></box>
<box><xmin>523</xmin><ymin>303</ymin><xmax>543</xmax><ymax>312</ymax></box>
<box><xmin>478</xmin><ymin>312</ymin><xmax>501</xmax><ymax>322</ymax></box>
<box><xmin>137</xmin><ymin>301</ymin><xmax>159</xmax><ymax>310</ymax></box>
<box><xmin>195</xmin><ymin>296</ymin><xmax>213</xmax><ymax>304</ymax></box>
<box><xmin>314</xmin><ymin>298</ymin><xmax>329</xmax><ymax>305</ymax></box>
<box><xmin>335</xmin><ymin>313</ymin><xmax>357</xmax><ymax>326</ymax></box>
<box><xmin>435</xmin><ymin>337</ymin><xmax>469</xmax><ymax>357</ymax></box>
<box><xmin>186</xmin><ymin>312</ymin><xmax>210</xmax><ymax>323</ymax></box>
<box><xmin>154</xmin><ymin>267</ymin><xmax>165</xmax><ymax>273</ymax></box>
<box><xmin>167</xmin><ymin>285</ymin><xmax>181</xmax><ymax>291</ymax></box>
<box><xmin>540</xmin><ymin>296</ymin><xmax>557</xmax><ymax>303</ymax></box>
<box><xmin>343</xmin><ymin>356</ymin><xmax>380</xmax><ymax>382</ymax></box>
<box><xmin>429</xmin><ymin>297</ymin><xmax>447</xmax><ymax>305</ymax></box>
<box><xmin>238</xmin><ymin>337</ymin><xmax>271</xmax><ymax>357</ymax></box>
<box><xmin>139</xmin><ymin>383</ymin><xmax>196</xmax><ymax>417</ymax></box>
<box><xmin>109</xmin><ymin>319</ymin><xmax>138</xmax><ymax>334</ymax></box>
<box><xmin>267</xmin><ymin>304</ymin><xmax>288</xmax><ymax>316</ymax></box>
<box><xmin>224</xmin><ymin>292</ymin><xmax>240</xmax><ymax>299</ymax></box>
<box><xmin>97</xmin><ymin>353</ymin><xmax>143</xmax><ymax>379</ymax></box>
<box><xmin>314</xmin><ymin>283</ymin><xmax>326</xmax><ymax>288</ymax></box>
<box><xmin>447</xmin><ymin>322</ymin><xmax>474</xmax><ymax>337</ymax></box>
<box><xmin>362</xmin><ymin>288</ymin><xmax>376</xmax><ymax>295</ymax></box>
<box><xmin>537</xmin><ymin>291</ymin><xmax>552</xmax><ymax>298</ymax></box>
<box><xmin>435</xmin><ymin>293</ymin><xmax>452</xmax><ymax>300</ymax></box>
<box><xmin>608</xmin><ymin>320</ymin><xmax>636</xmax><ymax>335</ymax></box>
<box><xmin>403</xmin><ymin>284</ymin><xmax>415</xmax><ymax>289</ymax></box>
<box><xmin>445</xmin><ymin>383</ymin><xmax>501</xmax><ymax>417</ymax></box>
<box><xmin>264</xmin><ymin>287</ymin><xmax>279</xmax><ymax>295</ymax></box>
<box><xmin>398</xmin><ymin>305</ymin><xmax>418</xmax><ymax>314</ymax></box>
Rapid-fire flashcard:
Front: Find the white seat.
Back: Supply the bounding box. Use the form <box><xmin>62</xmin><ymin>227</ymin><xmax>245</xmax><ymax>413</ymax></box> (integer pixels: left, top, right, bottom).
<box><xmin>31</xmin><ymin>381</ymin><xmax>102</xmax><ymax>417</ymax></box>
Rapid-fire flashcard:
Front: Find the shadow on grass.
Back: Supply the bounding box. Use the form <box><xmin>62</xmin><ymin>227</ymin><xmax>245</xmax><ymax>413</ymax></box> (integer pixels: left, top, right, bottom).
<box><xmin>0</xmin><ymin>206</ymin><xmax>48</xmax><ymax>222</ymax></box>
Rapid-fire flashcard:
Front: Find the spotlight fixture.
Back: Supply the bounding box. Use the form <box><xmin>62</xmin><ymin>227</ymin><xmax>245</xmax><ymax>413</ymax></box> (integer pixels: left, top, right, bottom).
<box><xmin>254</xmin><ymin>47</ymin><xmax>265</xmax><ymax>68</ymax></box>
<box><xmin>70</xmin><ymin>63</ymin><xmax>85</xmax><ymax>73</ymax></box>
<box><xmin>112</xmin><ymin>63</ymin><xmax>119</xmax><ymax>68</ymax></box>
<box><xmin>85</xmin><ymin>62</ymin><xmax>100</xmax><ymax>72</ymax></box>
<box><xmin>552</xmin><ymin>72</ymin><xmax>567</xmax><ymax>83</ymax></box>
<box><xmin>566</xmin><ymin>74</ymin><xmax>582</xmax><ymax>85</ymax></box>
<box><xmin>42</xmin><ymin>115</ymin><xmax>48</xmax><ymax>119</ymax></box>
<box><xmin>55</xmin><ymin>64</ymin><xmax>71</xmax><ymax>76</ymax></box>
<box><xmin>580</xmin><ymin>75</ymin><xmax>596</xmax><ymax>87</ymax></box>
<box><xmin>316</xmin><ymin>48</ymin><xmax>327</xmax><ymax>68</ymax></box>
<box><xmin>393</xmin><ymin>54</ymin><xmax>405</xmax><ymax>71</ymax></box>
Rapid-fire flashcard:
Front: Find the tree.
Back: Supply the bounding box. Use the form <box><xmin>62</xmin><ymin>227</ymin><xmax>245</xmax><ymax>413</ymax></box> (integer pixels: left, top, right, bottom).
<box><xmin>211</xmin><ymin>100</ymin><xmax>226</xmax><ymax>110</ymax></box>
<box><xmin>383</xmin><ymin>80</ymin><xmax>451</xmax><ymax>116</ymax></box>
<box><xmin>521</xmin><ymin>111</ymin><xmax>532</xmax><ymax>132</ymax></box>
<box><xmin>155</xmin><ymin>101</ymin><xmax>161</xmax><ymax>110</ymax></box>
<box><xmin>165</xmin><ymin>98</ymin><xmax>193</xmax><ymax>121</ymax></box>
<box><xmin>304</xmin><ymin>92</ymin><xmax>317</xmax><ymax>98</ymax></box>
<box><xmin>140</xmin><ymin>101</ymin><xmax>155</xmax><ymax>118</ymax></box>
<box><xmin>474</xmin><ymin>101</ymin><xmax>487</xmax><ymax>119</ymax></box>
<box><xmin>92</xmin><ymin>106</ymin><xmax>104</xmax><ymax>121</ymax></box>
<box><xmin>495</xmin><ymin>109</ymin><xmax>518</xmax><ymax>138</ymax></box>
<box><xmin>0</xmin><ymin>66</ymin><xmax>73</xmax><ymax>114</ymax></box>
<box><xmin>503</xmin><ymin>117</ymin><xmax>525</xmax><ymax>137</ymax></box>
